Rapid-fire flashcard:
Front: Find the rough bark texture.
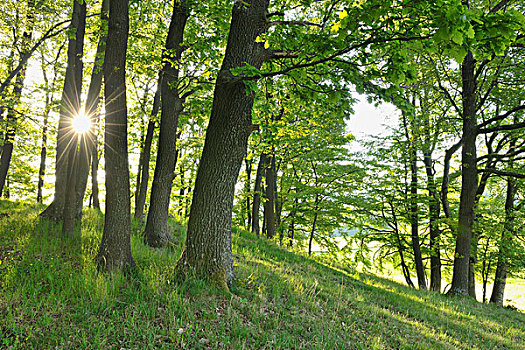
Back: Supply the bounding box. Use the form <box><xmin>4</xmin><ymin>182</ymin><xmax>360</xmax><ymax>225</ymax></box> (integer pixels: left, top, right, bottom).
<box><xmin>177</xmin><ymin>0</ymin><xmax>269</xmax><ymax>289</ymax></box>
<box><xmin>490</xmin><ymin>160</ymin><xmax>516</xmax><ymax>305</ymax></box>
<box><xmin>252</xmin><ymin>152</ymin><xmax>268</xmax><ymax>236</ymax></box>
<box><xmin>449</xmin><ymin>51</ymin><xmax>478</xmax><ymax>296</ymax></box>
<box><xmin>40</xmin><ymin>0</ymin><xmax>86</xmax><ymax>220</ymax></box>
<box><xmin>95</xmin><ymin>0</ymin><xmax>135</xmax><ymax>270</ymax></box>
<box><xmin>144</xmin><ymin>1</ymin><xmax>189</xmax><ymax>248</ymax></box>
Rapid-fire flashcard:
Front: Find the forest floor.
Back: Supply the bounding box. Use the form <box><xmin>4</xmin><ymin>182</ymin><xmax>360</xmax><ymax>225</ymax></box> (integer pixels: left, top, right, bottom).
<box><xmin>0</xmin><ymin>200</ymin><xmax>524</xmax><ymax>349</ymax></box>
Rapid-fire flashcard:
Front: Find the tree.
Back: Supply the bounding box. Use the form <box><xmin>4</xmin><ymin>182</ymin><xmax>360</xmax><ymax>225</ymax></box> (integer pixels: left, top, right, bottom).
<box><xmin>177</xmin><ymin>0</ymin><xmax>269</xmax><ymax>288</ymax></box>
<box><xmin>40</xmin><ymin>0</ymin><xmax>86</xmax><ymax>221</ymax></box>
<box><xmin>144</xmin><ymin>0</ymin><xmax>190</xmax><ymax>248</ymax></box>
<box><xmin>95</xmin><ymin>0</ymin><xmax>135</xmax><ymax>270</ymax></box>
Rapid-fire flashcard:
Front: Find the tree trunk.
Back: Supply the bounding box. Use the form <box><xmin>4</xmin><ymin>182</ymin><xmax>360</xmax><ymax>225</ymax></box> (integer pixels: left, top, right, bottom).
<box><xmin>390</xmin><ymin>200</ymin><xmax>415</xmax><ymax>288</ymax></box>
<box><xmin>308</xmin><ymin>195</ymin><xmax>320</xmax><ymax>256</ymax></box>
<box><xmin>423</xmin><ymin>150</ymin><xmax>441</xmax><ymax>292</ymax></box>
<box><xmin>74</xmin><ymin>0</ymin><xmax>108</xmax><ymax>216</ymax></box>
<box><xmin>409</xmin><ymin>146</ymin><xmax>427</xmax><ymax>290</ymax></box>
<box><xmin>264</xmin><ymin>154</ymin><xmax>277</xmax><ymax>239</ymax></box>
<box><xmin>144</xmin><ymin>1</ymin><xmax>189</xmax><ymax>248</ymax></box>
<box><xmin>490</xmin><ymin>161</ymin><xmax>517</xmax><ymax>305</ymax></box>
<box><xmin>95</xmin><ymin>0</ymin><xmax>135</xmax><ymax>271</ymax></box>
<box><xmin>134</xmin><ymin>90</ymin><xmax>158</xmax><ymax>222</ymax></box>
<box><xmin>449</xmin><ymin>51</ymin><xmax>478</xmax><ymax>296</ymax></box>
<box><xmin>177</xmin><ymin>0</ymin><xmax>269</xmax><ymax>289</ymax></box>
<box><xmin>91</xmin><ymin>133</ymin><xmax>100</xmax><ymax>210</ymax></box>
<box><xmin>244</xmin><ymin>155</ymin><xmax>252</xmax><ymax>229</ymax></box>
<box><xmin>37</xmin><ymin>107</ymin><xmax>48</xmax><ymax>203</ymax></box>
<box><xmin>40</xmin><ymin>0</ymin><xmax>86</xmax><ymax>221</ymax></box>
<box><xmin>252</xmin><ymin>152</ymin><xmax>268</xmax><ymax>236</ymax></box>
<box><xmin>0</xmin><ymin>0</ymin><xmax>35</xmax><ymax>196</ymax></box>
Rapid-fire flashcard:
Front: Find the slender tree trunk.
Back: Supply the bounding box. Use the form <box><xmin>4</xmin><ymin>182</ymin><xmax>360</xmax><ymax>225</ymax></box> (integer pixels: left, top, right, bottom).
<box><xmin>144</xmin><ymin>1</ymin><xmax>189</xmax><ymax>247</ymax></box>
<box><xmin>441</xmin><ymin>141</ymin><xmax>461</xmax><ymax>219</ymax></box>
<box><xmin>490</xmin><ymin>162</ymin><xmax>517</xmax><ymax>305</ymax></box>
<box><xmin>75</xmin><ymin>0</ymin><xmax>108</xmax><ymax>216</ymax></box>
<box><xmin>264</xmin><ymin>154</ymin><xmax>277</xmax><ymax>239</ymax></box>
<box><xmin>134</xmin><ymin>88</ymin><xmax>159</xmax><ymax>222</ymax></box>
<box><xmin>308</xmin><ymin>195</ymin><xmax>320</xmax><ymax>256</ymax></box>
<box><xmin>423</xmin><ymin>151</ymin><xmax>441</xmax><ymax>292</ymax></box>
<box><xmin>288</xmin><ymin>196</ymin><xmax>298</xmax><ymax>247</ymax></box>
<box><xmin>0</xmin><ymin>0</ymin><xmax>35</xmax><ymax>196</ymax></box>
<box><xmin>95</xmin><ymin>0</ymin><xmax>135</xmax><ymax>270</ymax></box>
<box><xmin>244</xmin><ymin>156</ymin><xmax>252</xmax><ymax>229</ymax></box>
<box><xmin>177</xmin><ymin>0</ymin><xmax>269</xmax><ymax>289</ymax></box>
<box><xmin>252</xmin><ymin>152</ymin><xmax>268</xmax><ymax>236</ymax></box>
<box><xmin>91</xmin><ymin>134</ymin><xmax>100</xmax><ymax>210</ymax></box>
<box><xmin>409</xmin><ymin>146</ymin><xmax>427</xmax><ymax>290</ymax></box>
<box><xmin>390</xmin><ymin>200</ymin><xmax>415</xmax><ymax>288</ymax></box>
<box><xmin>449</xmin><ymin>51</ymin><xmax>478</xmax><ymax>296</ymax></box>
<box><xmin>37</xmin><ymin>108</ymin><xmax>48</xmax><ymax>203</ymax></box>
<box><xmin>40</xmin><ymin>0</ymin><xmax>86</xmax><ymax>221</ymax></box>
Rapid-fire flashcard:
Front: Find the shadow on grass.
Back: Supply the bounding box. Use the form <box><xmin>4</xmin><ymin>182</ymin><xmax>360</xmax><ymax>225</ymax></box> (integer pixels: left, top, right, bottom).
<box><xmin>232</xmin><ymin>229</ymin><xmax>525</xmax><ymax>349</ymax></box>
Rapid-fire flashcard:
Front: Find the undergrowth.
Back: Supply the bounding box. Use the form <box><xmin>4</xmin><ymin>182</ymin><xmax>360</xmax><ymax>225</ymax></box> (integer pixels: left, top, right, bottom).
<box><xmin>0</xmin><ymin>200</ymin><xmax>523</xmax><ymax>349</ymax></box>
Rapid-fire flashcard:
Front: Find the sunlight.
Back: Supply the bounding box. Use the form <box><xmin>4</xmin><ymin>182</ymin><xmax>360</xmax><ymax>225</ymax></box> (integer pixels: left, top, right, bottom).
<box><xmin>71</xmin><ymin>110</ymin><xmax>91</xmax><ymax>134</ymax></box>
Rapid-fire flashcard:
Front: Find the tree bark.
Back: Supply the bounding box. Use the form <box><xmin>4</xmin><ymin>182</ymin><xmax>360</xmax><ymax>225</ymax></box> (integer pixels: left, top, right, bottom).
<box><xmin>74</xmin><ymin>0</ymin><xmax>108</xmax><ymax>216</ymax></box>
<box><xmin>244</xmin><ymin>156</ymin><xmax>252</xmax><ymax>229</ymax></box>
<box><xmin>134</xmin><ymin>86</ymin><xmax>159</xmax><ymax>222</ymax></box>
<box><xmin>449</xmin><ymin>51</ymin><xmax>478</xmax><ymax>296</ymax></box>
<box><xmin>490</xmin><ymin>155</ymin><xmax>517</xmax><ymax>305</ymax></box>
<box><xmin>95</xmin><ymin>0</ymin><xmax>135</xmax><ymax>270</ymax></box>
<box><xmin>40</xmin><ymin>0</ymin><xmax>86</xmax><ymax>221</ymax></box>
<box><xmin>177</xmin><ymin>0</ymin><xmax>269</xmax><ymax>289</ymax></box>
<box><xmin>0</xmin><ymin>0</ymin><xmax>35</xmax><ymax>196</ymax></box>
<box><xmin>264</xmin><ymin>154</ymin><xmax>277</xmax><ymax>239</ymax></box>
<box><xmin>423</xmin><ymin>150</ymin><xmax>441</xmax><ymax>292</ymax></box>
<box><xmin>308</xmin><ymin>194</ymin><xmax>320</xmax><ymax>256</ymax></box>
<box><xmin>144</xmin><ymin>1</ymin><xmax>189</xmax><ymax>248</ymax></box>
<box><xmin>252</xmin><ymin>152</ymin><xmax>268</xmax><ymax>236</ymax></box>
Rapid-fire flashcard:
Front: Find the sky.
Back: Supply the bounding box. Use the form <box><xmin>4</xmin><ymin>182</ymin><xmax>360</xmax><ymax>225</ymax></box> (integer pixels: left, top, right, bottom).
<box><xmin>346</xmin><ymin>96</ymin><xmax>398</xmax><ymax>151</ymax></box>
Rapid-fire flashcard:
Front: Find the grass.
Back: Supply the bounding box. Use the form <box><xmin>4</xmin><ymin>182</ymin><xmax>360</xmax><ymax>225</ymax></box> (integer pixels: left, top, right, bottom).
<box><xmin>0</xmin><ymin>200</ymin><xmax>524</xmax><ymax>349</ymax></box>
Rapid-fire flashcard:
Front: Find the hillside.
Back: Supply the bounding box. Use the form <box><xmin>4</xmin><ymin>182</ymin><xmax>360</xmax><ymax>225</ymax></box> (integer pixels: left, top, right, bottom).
<box><xmin>0</xmin><ymin>201</ymin><xmax>524</xmax><ymax>349</ymax></box>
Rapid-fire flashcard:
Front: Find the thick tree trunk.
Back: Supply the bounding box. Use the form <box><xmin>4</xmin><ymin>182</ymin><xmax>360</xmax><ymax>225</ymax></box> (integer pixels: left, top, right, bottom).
<box><xmin>40</xmin><ymin>0</ymin><xmax>86</xmax><ymax>221</ymax></box>
<box><xmin>177</xmin><ymin>0</ymin><xmax>269</xmax><ymax>289</ymax></box>
<box><xmin>252</xmin><ymin>152</ymin><xmax>268</xmax><ymax>236</ymax></box>
<box><xmin>134</xmin><ymin>80</ymin><xmax>159</xmax><ymax>220</ymax></box>
<box><xmin>449</xmin><ymin>51</ymin><xmax>478</xmax><ymax>296</ymax></box>
<box><xmin>423</xmin><ymin>151</ymin><xmax>441</xmax><ymax>292</ymax></box>
<box><xmin>490</xmin><ymin>163</ymin><xmax>517</xmax><ymax>305</ymax></box>
<box><xmin>95</xmin><ymin>0</ymin><xmax>135</xmax><ymax>270</ymax></box>
<box><xmin>144</xmin><ymin>1</ymin><xmax>189</xmax><ymax>247</ymax></box>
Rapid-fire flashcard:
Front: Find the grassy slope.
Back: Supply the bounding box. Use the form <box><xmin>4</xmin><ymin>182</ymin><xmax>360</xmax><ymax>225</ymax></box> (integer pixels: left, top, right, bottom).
<box><xmin>0</xmin><ymin>201</ymin><xmax>524</xmax><ymax>349</ymax></box>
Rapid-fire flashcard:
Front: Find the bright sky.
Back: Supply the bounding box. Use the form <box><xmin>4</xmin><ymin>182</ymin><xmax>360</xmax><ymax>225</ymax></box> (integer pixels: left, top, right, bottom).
<box><xmin>346</xmin><ymin>96</ymin><xmax>398</xmax><ymax>151</ymax></box>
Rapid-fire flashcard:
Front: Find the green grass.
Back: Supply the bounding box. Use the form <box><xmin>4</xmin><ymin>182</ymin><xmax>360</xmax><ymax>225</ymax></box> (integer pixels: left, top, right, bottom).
<box><xmin>0</xmin><ymin>200</ymin><xmax>524</xmax><ymax>349</ymax></box>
